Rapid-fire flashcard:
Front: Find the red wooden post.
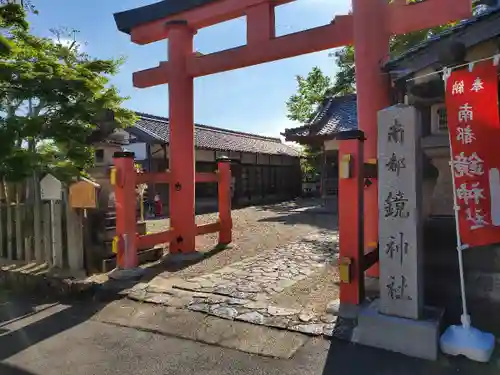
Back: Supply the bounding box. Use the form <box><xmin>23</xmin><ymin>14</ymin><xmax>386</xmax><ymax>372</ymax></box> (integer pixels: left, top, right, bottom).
<box><xmin>337</xmin><ymin>130</ymin><xmax>365</xmax><ymax>306</ymax></box>
<box><xmin>112</xmin><ymin>151</ymin><xmax>139</xmax><ymax>273</ymax></box>
<box><xmin>167</xmin><ymin>21</ymin><xmax>197</xmax><ymax>254</ymax></box>
<box><xmin>352</xmin><ymin>0</ymin><xmax>390</xmax><ymax>278</ymax></box>
<box><xmin>217</xmin><ymin>157</ymin><xmax>232</xmax><ymax>245</ymax></box>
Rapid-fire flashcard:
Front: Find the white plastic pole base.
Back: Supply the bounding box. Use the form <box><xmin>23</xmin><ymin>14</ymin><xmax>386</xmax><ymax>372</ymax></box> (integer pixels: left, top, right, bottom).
<box><xmin>440</xmin><ymin>322</ymin><xmax>496</xmax><ymax>363</ymax></box>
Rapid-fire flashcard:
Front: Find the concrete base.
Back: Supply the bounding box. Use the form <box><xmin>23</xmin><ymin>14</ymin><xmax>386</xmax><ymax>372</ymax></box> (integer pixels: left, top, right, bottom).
<box><xmin>108</xmin><ymin>267</ymin><xmax>145</xmax><ymax>281</ymax></box>
<box><xmin>352</xmin><ymin>299</ymin><xmax>443</xmax><ymax>361</ymax></box>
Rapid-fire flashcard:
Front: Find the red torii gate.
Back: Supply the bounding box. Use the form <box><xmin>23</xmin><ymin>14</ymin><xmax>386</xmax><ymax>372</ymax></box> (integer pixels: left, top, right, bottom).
<box><xmin>113</xmin><ymin>0</ymin><xmax>471</xmax><ymax>301</ymax></box>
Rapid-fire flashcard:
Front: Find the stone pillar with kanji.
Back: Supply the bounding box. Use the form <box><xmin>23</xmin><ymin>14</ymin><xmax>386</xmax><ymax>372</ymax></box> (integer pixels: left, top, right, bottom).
<box><xmin>352</xmin><ymin>105</ymin><xmax>442</xmax><ymax>361</ymax></box>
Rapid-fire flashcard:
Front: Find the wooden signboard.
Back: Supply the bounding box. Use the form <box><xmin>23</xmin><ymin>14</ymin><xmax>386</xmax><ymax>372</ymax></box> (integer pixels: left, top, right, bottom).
<box><xmin>40</xmin><ymin>174</ymin><xmax>62</xmax><ymax>201</ymax></box>
<box><xmin>69</xmin><ymin>178</ymin><xmax>100</xmax><ymax>209</ymax></box>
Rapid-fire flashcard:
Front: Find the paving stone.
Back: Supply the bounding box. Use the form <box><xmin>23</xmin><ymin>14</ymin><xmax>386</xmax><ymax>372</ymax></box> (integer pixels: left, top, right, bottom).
<box><xmin>233</xmin><ymin>292</ymin><xmax>255</xmax><ymax>300</ymax></box>
<box><xmin>326</xmin><ymin>299</ymin><xmax>340</xmax><ymax>315</ymax></box>
<box><xmin>199</xmin><ymin>279</ymin><xmax>215</xmax><ymax>288</ymax></box>
<box><xmin>290</xmin><ymin>324</ymin><xmax>325</xmax><ymax>335</ymax></box>
<box><xmin>263</xmin><ymin>316</ymin><xmax>291</xmax><ymax>329</ymax></box>
<box><xmin>236</xmin><ymin>311</ymin><xmax>265</xmax><ymax>324</ymax></box>
<box><xmin>165</xmin><ymin>296</ymin><xmax>192</xmax><ymax>308</ymax></box>
<box><xmin>323</xmin><ymin>324</ymin><xmax>335</xmax><ymax>337</ymax></box>
<box><xmin>173</xmin><ymin>280</ymin><xmax>202</xmax><ymax>290</ymax></box>
<box><xmin>128</xmin><ymin>290</ymin><xmax>148</xmax><ymax>301</ymax></box>
<box><xmin>298</xmin><ymin>312</ymin><xmax>315</xmax><ymax>323</ymax></box>
<box><xmin>227</xmin><ymin>298</ymin><xmax>249</xmax><ymax>305</ymax></box>
<box><xmin>320</xmin><ymin>314</ymin><xmax>338</xmax><ymax>324</ymax></box>
<box><xmin>267</xmin><ymin>306</ymin><xmax>299</xmax><ymax>317</ymax></box>
<box><xmin>244</xmin><ymin>301</ymin><xmax>268</xmax><ymax>309</ymax></box>
<box><xmin>128</xmin><ymin>231</ymin><xmax>341</xmax><ymax>336</ymax></box>
<box><xmin>206</xmin><ymin>295</ymin><xmax>229</xmax><ymax>304</ymax></box>
<box><xmin>237</xmin><ymin>284</ymin><xmax>262</xmax><ymax>293</ymax></box>
<box><xmin>143</xmin><ymin>293</ymin><xmax>172</xmax><ymax>305</ymax></box>
<box><xmin>188</xmin><ymin>303</ymin><xmax>212</xmax><ymax>313</ymax></box>
<box><xmin>213</xmin><ymin>286</ymin><xmax>235</xmax><ymax>296</ymax></box>
<box><xmin>198</xmin><ymin>287</ymin><xmax>215</xmax><ymax>294</ymax></box>
<box><xmin>210</xmin><ymin>305</ymin><xmax>239</xmax><ymax>319</ymax></box>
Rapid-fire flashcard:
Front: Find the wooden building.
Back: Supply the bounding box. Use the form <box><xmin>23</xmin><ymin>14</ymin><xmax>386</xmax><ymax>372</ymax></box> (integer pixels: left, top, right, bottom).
<box><xmin>90</xmin><ymin>112</ymin><xmax>301</xmax><ymax>212</ymax></box>
<box><xmin>283</xmin><ymin>94</ymin><xmax>358</xmax><ymax>209</ymax></box>
<box><xmin>284</xmin><ymin>4</ymin><xmax>500</xmax><ymax>336</ymax></box>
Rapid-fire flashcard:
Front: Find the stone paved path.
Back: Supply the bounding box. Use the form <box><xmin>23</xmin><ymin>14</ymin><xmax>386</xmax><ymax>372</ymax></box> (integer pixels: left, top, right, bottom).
<box><xmin>127</xmin><ymin>229</ymin><xmax>355</xmax><ymax>338</ymax></box>
<box><xmin>175</xmin><ymin>231</ymin><xmax>338</xmax><ymax>299</ymax></box>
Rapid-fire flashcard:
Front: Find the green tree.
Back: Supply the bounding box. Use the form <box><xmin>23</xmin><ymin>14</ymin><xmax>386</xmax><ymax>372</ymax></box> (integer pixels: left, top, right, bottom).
<box><xmin>0</xmin><ymin>2</ymin><xmax>29</xmax><ymax>53</ymax></box>
<box><xmin>286</xmin><ymin>67</ymin><xmax>332</xmax><ymax>123</ymax></box>
<box><xmin>287</xmin><ymin>0</ymin><xmax>484</xmax><ymax>120</ymax></box>
<box><xmin>0</xmin><ymin>4</ymin><xmax>136</xmax><ymax>182</ymax></box>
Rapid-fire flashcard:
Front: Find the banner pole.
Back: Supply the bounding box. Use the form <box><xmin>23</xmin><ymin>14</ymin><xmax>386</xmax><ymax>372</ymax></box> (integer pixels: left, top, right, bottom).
<box><xmin>440</xmin><ymin>65</ymin><xmax>495</xmax><ymax>364</ymax></box>
<box><xmin>447</xmin><ymin>132</ymin><xmax>470</xmax><ymax>328</ymax></box>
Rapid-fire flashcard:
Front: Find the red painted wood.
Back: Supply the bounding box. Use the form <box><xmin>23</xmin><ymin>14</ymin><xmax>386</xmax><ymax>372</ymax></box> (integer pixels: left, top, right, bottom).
<box><xmin>246</xmin><ymin>2</ymin><xmax>275</xmax><ymax>45</ymax></box>
<box><xmin>136</xmin><ymin>171</ymin><xmax>171</xmax><ymax>185</ymax></box>
<box><xmin>196</xmin><ymin>222</ymin><xmax>221</xmax><ymax>236</ymax></box>
<box><xmin>195</xmin><ymin>172</ymin><xmax>218</xmax><ymax>183</ymax></box>
<box><xmin>133</xmin><ymin>63</ymin><xmax>170</xmax><ymax>89</ymax></box>
<box><xmin>113</xmin><ymin>154</ymin><xmax>138</xmax><ymax>269</ymax></box>
<box><xmin>217</xmin><ymin>160</ymin><xmax>232</xmax><ymax>245</ymax></box>
<box><xmin>352</xmin><ymin>0</ymin><xmax>390</xmax><ymax>278</ymax></box>
<box><xmin>130</xmin><ymin>0</ymin><xmax>293</xmax><ymax>45</ymax></box>
<box><xmin>389</xmin><ymin>0</ymin><xmax>472</xmax><ymax>36</ymax></box>
<box><xmin>338</xmin><ymin>139</ymin><xmax>364</xmax><ymax>305</ymax></box>
<box><xmin>132</xmin><ymin>17</ymin><xmax>353</xmax><ymax>88</ymax></box>
<box><xmin>168</xmin><ymin>23</ymin><xmax>197</xmax><ymax>254</ymax></box>
<box><xmin>138</xmin><ymin>230</ymin><xmax>175</xmax><ymax>250</ymax></box>
<box><xmin>122</xmin><ymin>0</ymin><xmax>473</xmax><ymax>301</ymax></box>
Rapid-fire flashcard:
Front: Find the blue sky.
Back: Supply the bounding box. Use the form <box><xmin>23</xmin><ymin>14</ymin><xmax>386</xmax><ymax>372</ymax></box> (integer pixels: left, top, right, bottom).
<box><xmin>28</xmin><ymin>0</ymin><xmax>351</xmax><ymax>138</ymax></box>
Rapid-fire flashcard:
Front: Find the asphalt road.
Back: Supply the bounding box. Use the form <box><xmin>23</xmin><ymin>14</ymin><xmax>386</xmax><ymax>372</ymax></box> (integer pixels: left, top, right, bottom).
<box><xmin>0</xmin><ymin>298</ymin><xmax>498</xmax><ymax>375</ymax></box>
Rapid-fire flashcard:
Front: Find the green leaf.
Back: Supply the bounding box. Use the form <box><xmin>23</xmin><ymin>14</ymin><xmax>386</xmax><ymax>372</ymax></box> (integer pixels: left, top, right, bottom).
<box><xmin>0</xmin><ymin>14</ymin><xmax>137</xmax><ymax>182</ymax></box>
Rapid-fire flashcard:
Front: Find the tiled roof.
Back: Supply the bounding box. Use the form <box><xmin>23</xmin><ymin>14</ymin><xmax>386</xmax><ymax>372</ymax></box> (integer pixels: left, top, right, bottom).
<box><xmin>283</xmin><ymin>94</ymin><xmax>358</xmax><ymax>139</ymax></box>
<box><xmin>128</xmin><ymin>112</ymin><xmax>300</xmax><ymax>157</ymax></box>
<box><xmin>385</xmin><ymin>5</ymin><xmax>500</xmax><ymax>71</ymax></box>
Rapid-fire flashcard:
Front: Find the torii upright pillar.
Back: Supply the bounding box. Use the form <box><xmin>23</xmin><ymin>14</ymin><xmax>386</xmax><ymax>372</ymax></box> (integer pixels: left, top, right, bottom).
<box><xmin>352</xmin><ymin>0</ymin><xmax>390</xmax><ymax>278</ymax></box>
<box><xmin>167</xmin><ymin>21</ymin><xmax>197</xmax><ymax>253</ymax></box>
<box><xmin>338</xmin><ymin>0</ymin><xmax>471</xmax><ymax>304</ymax></box>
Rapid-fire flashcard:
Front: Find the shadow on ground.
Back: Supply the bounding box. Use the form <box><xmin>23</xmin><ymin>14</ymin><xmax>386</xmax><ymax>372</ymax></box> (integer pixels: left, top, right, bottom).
<box><xmin>321</xmin><ymin>338</ymin><xmax>499</xmax><ymax>375</ymax></box>
<box><xmin>0</xmin><ymin>363</ymin><xmax>38</xmax><ymax>375</ymax></box>
<box><xmin>254</xmin><ymin>198</ymin><xmax>338</xmax><ymax>231</ymax></box>
<box><xmin>0</xmin><ymin>238</ymin><xmax>236</xmax><ymax>361</ymax></box>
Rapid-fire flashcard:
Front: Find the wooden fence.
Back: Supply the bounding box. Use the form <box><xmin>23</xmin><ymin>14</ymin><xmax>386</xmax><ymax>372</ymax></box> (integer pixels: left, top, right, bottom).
<box><xmin>0</xmin><ymin>178</ymin><xmax>85</xmax><ymax>273</ymax></box>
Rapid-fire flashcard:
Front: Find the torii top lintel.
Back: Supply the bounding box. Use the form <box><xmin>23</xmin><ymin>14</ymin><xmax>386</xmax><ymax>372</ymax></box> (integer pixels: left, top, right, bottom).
<box><xmin>114</xmin><ymin>0</ymin><xmax>471</xmax><ymax>89</ymax></box>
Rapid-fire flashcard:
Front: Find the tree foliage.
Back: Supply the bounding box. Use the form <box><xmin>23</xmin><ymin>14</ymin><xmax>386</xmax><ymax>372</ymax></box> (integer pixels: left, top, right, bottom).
<box><xmin>0</xmin><ymin>4</ymin><xmax>136</xmax><ymax>182</ymax></box>
<box><xmin>287</xmin><ymin>0</ymin><xmax>483</xmax><ymax>122</ymax></box>
<box><xmin>0</xmin><ymin>2</ymin><xmax>28</xmax><ymax>53</ymax></box>
<box><xmin>286</xmin><ymin>67</ymin><xmax>332</xmax><ymax>123</ymax></box>
<box><xmin>287</xmin><ymin>0</ymin><xmax>484</xmax><ymax>181</ymax></box>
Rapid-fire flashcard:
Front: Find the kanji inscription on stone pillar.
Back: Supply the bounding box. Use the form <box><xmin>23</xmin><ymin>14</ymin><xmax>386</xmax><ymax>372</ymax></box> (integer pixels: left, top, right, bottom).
<box><xmin>378</xmin><ymin>105</ymin><xmax>423</xmax><ymax>319</ymax></box>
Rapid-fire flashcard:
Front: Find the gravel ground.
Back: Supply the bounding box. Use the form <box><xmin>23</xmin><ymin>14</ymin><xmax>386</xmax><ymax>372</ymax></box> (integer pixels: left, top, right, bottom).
<box><xmin>145</xmin><ymin>198</ymin><xmax>341</xmax><ymax>311</ymax></box>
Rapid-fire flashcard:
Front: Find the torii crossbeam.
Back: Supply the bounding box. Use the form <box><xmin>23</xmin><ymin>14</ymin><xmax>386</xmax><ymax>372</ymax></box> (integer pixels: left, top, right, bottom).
<box><xmin>113</xmin><ymin>0</ymin><xmax>471</xmax><ymax>294</ymax></box>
